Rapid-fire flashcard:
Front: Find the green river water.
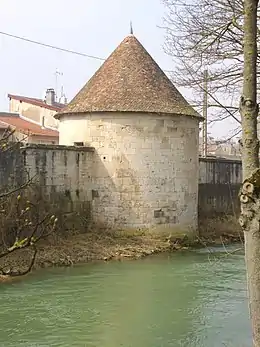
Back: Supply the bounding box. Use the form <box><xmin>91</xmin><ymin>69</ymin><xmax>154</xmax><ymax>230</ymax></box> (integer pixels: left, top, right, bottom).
<box><xmin>0</xmin><ymin>245</ymin><xmax>251</xmax><ymax>347</ymax></box>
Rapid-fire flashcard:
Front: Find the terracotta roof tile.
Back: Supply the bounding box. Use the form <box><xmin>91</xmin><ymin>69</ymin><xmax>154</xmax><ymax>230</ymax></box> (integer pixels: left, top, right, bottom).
<box><xmin>0</xmin><ymin>120</ymin><xmax>10</xmax><ymax>129</ymax></box>
<box><xmin>0</xmin><ymin>113</ymin><xmax>59</xmax><ymax>137</ymax></box>
<box><xmin>57</xmin><ymin>35</ymin><xmax>201</xmax><ymax>119</ymax></box>
<box><xmin>8</xmin><ymin>94</ymin><xmax>64</xmax><ymax>112</ymax></box>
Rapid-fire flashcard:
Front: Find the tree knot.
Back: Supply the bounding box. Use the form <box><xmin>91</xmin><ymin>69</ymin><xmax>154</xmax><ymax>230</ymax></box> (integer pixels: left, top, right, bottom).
<box><xmin>239</xmin><ymin>169</ymin><xmax>260</xmax><ymax>230</ymax></box>
<box><xmin>240</xmin><ymin>96</ymin><xmax>258</xmax><ymax>111</ymax></box>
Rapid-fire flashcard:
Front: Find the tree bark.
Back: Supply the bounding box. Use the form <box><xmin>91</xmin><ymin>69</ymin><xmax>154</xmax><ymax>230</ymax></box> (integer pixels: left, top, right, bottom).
<box><xmin>239</xmin><ymin>0</ymin><xmax>260</xmax><ymax>345</ymax></box>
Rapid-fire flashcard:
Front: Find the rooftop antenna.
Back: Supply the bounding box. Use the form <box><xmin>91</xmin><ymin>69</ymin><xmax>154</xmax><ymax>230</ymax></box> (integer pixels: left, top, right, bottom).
<box><xmin>130</xmin><ymin>21</ymin><xmax>133</xmax><ymax>35</ymax></box>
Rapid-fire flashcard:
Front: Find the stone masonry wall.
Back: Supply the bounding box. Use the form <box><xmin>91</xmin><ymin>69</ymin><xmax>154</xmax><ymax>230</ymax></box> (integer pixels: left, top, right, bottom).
<box><xmin>0</xmin><ymin>144</ymin><xmax>244</xmax><ymax>232</ymax></box>
<box><xmin>59</xmin><ymin>112</ymin><xmax>200</xmax><ymax>234</ymax></box>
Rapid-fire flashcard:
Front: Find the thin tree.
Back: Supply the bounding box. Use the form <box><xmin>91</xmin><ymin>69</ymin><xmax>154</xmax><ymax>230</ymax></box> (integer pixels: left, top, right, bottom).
<box><xmin>238</xmin><ymin>0</ymin><xmax>260</xmax><ymax>345</ymax></box>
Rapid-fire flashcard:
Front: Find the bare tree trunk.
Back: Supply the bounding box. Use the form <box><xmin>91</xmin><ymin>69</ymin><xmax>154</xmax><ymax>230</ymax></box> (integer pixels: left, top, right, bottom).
<box><xmin>239</xmin><ymin>0</ymin><xmax>260</xmax><ymax>345</ymax></box>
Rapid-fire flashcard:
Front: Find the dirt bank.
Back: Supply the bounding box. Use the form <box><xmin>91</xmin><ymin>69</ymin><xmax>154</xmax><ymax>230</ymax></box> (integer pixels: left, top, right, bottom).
<box><xmin>0</xmin><ymin>216</ymin><xmax>243</xmax><ymax>278</ymax></box>
<box><xmin>0</xmin><ymin>231</ymin><xmax>175</xmax><ymax>274</ymax></box>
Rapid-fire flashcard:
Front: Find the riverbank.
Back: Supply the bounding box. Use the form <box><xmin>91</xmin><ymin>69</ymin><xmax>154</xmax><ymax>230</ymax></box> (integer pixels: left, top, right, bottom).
<box><xmin>0</xmin><ymin>215</ymin><xmax>243</xmax><ymax>277</ymax></box>
<box><xmin>0</xmin><ymin>217</ymin><xmax>243</xmax><ymax>281</ymax></box>
<box><xmin>0</xmin><ymin>231</ymin><xmax>177</xmax><ymax>274</ymax></box>
<box><xmin>199</xmin><ymin>215</ymin><xmax>243</xmax><ymax>246</ymax></box>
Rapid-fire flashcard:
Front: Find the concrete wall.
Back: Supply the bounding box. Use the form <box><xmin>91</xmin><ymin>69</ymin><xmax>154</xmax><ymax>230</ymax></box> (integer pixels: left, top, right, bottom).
<box><xmin>22</xmin><ymin>144</ymin><xmax>94</xmax><ymax>202</ymax></box>
<box><xmin>199</xmin><ymin>157</ymin><xmax>242</xmax><ymax>217</ymax></box>
<box><xmin>0</xmin><ymin>144</ymin><xmax>95</xmax><ymax>238</ymax></box>
<box><xmin>0</xmin><ymin>143</ymin><xmax>24</xmax><ymax>191</ymax></box>
<box><xmin>59</xmin><ymin>112</ymin><xmax>200</xmax><ymax>234</ymax></box>
<box><xmin>9</xmin><ymin>99</ymin><xmax>59</xmax><ymax>129</ymax></box>
<box><xmin>0</xmin><ymin>144</ymin><xmax>94</xmax><ymax>215</ymax></box>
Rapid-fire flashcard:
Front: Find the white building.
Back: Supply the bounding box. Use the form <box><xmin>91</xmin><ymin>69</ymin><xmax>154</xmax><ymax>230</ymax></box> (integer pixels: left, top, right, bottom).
<box><xmin>55</xmin><ymin>34</ymin><xmax>203</xmax><ymax>235</ymax></box>
<box><xmin>8</xmin><ymin>89</ymin><xmax>65</xmax><ymax>130</ymax></box>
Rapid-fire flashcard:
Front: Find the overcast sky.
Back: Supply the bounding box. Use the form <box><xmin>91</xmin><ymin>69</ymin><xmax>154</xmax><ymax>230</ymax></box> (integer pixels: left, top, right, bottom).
<box><xmin>0</xmin><ymin>0</ymin><xmax>236</xmax><ymax>138</ymax></box>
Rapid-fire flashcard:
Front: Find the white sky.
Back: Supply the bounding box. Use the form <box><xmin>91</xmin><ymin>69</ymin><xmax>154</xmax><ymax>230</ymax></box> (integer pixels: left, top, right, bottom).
<box><xmin>0</xmin><ymin>0</ymin><xmax>237</xmax><ymax>138</ymax></box>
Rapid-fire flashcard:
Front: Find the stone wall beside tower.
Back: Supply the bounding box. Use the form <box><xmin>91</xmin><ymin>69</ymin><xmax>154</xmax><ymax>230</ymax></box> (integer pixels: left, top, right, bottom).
<box><xmin>59</xmin><ymin>112</ymin><xmax>200</xmax><ymax>234</ymax></box>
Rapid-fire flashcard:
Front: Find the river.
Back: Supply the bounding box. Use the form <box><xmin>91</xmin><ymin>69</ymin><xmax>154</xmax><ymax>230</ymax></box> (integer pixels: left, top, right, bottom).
<box><xmin>0</xmin><ymin>245</ymin><xmax>250</xmax><ymax>347</ymax></box>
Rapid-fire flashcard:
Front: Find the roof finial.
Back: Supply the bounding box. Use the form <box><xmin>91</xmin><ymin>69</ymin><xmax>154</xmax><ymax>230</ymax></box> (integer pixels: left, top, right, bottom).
<box><xmin>130</xmin><ymin>21</ymin><xmax>133</xmax><ymax>35</ymax></box>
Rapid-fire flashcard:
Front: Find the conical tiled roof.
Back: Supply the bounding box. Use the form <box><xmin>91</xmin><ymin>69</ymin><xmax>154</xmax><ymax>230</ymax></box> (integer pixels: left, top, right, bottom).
<box><xmin>56</xmin><ymin>35</ymin><xmax>201</xmax><ymax>118</ymax></box>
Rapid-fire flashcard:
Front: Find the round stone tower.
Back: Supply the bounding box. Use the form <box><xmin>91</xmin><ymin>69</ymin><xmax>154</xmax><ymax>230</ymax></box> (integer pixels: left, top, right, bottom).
<box><xmin>55</xmin><ymin>34</ymin><xmax>203</xmax><ymax>235</ymax></box>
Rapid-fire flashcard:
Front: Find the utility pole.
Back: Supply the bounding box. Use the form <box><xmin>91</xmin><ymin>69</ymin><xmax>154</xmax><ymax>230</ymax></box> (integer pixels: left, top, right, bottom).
<box><xmin>202</xmin><ymin>69</ymin><xmax>208</xmax><ymax>157</ymax></box>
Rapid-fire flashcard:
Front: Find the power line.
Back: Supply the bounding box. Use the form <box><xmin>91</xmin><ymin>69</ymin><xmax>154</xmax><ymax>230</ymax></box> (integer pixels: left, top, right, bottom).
<box><xmin>0</xmin><ymin>30</ymin><xmax>175</xmax><ymax>76</ymax></box>
<box><xmin>0</xmin><ymin>31</ymin><xmax>105</xmax><ymax>61</ymax></box>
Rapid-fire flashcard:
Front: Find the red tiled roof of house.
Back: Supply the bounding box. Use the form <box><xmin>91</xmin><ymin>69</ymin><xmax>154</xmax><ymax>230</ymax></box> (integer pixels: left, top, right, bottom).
<box><xmin>0</xmin><ymin>119</ymin><xmax>10</xmax><ymax>129</ymax></box>
<box><xmin>8</xmin><ymin>94</ymin><xmax>64</xmax><ymax>112</ymax></box>
<box><xmin>0</xmin><ymin>113</ymin><xmax>59</xmax><ymax>137</ymax></box>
